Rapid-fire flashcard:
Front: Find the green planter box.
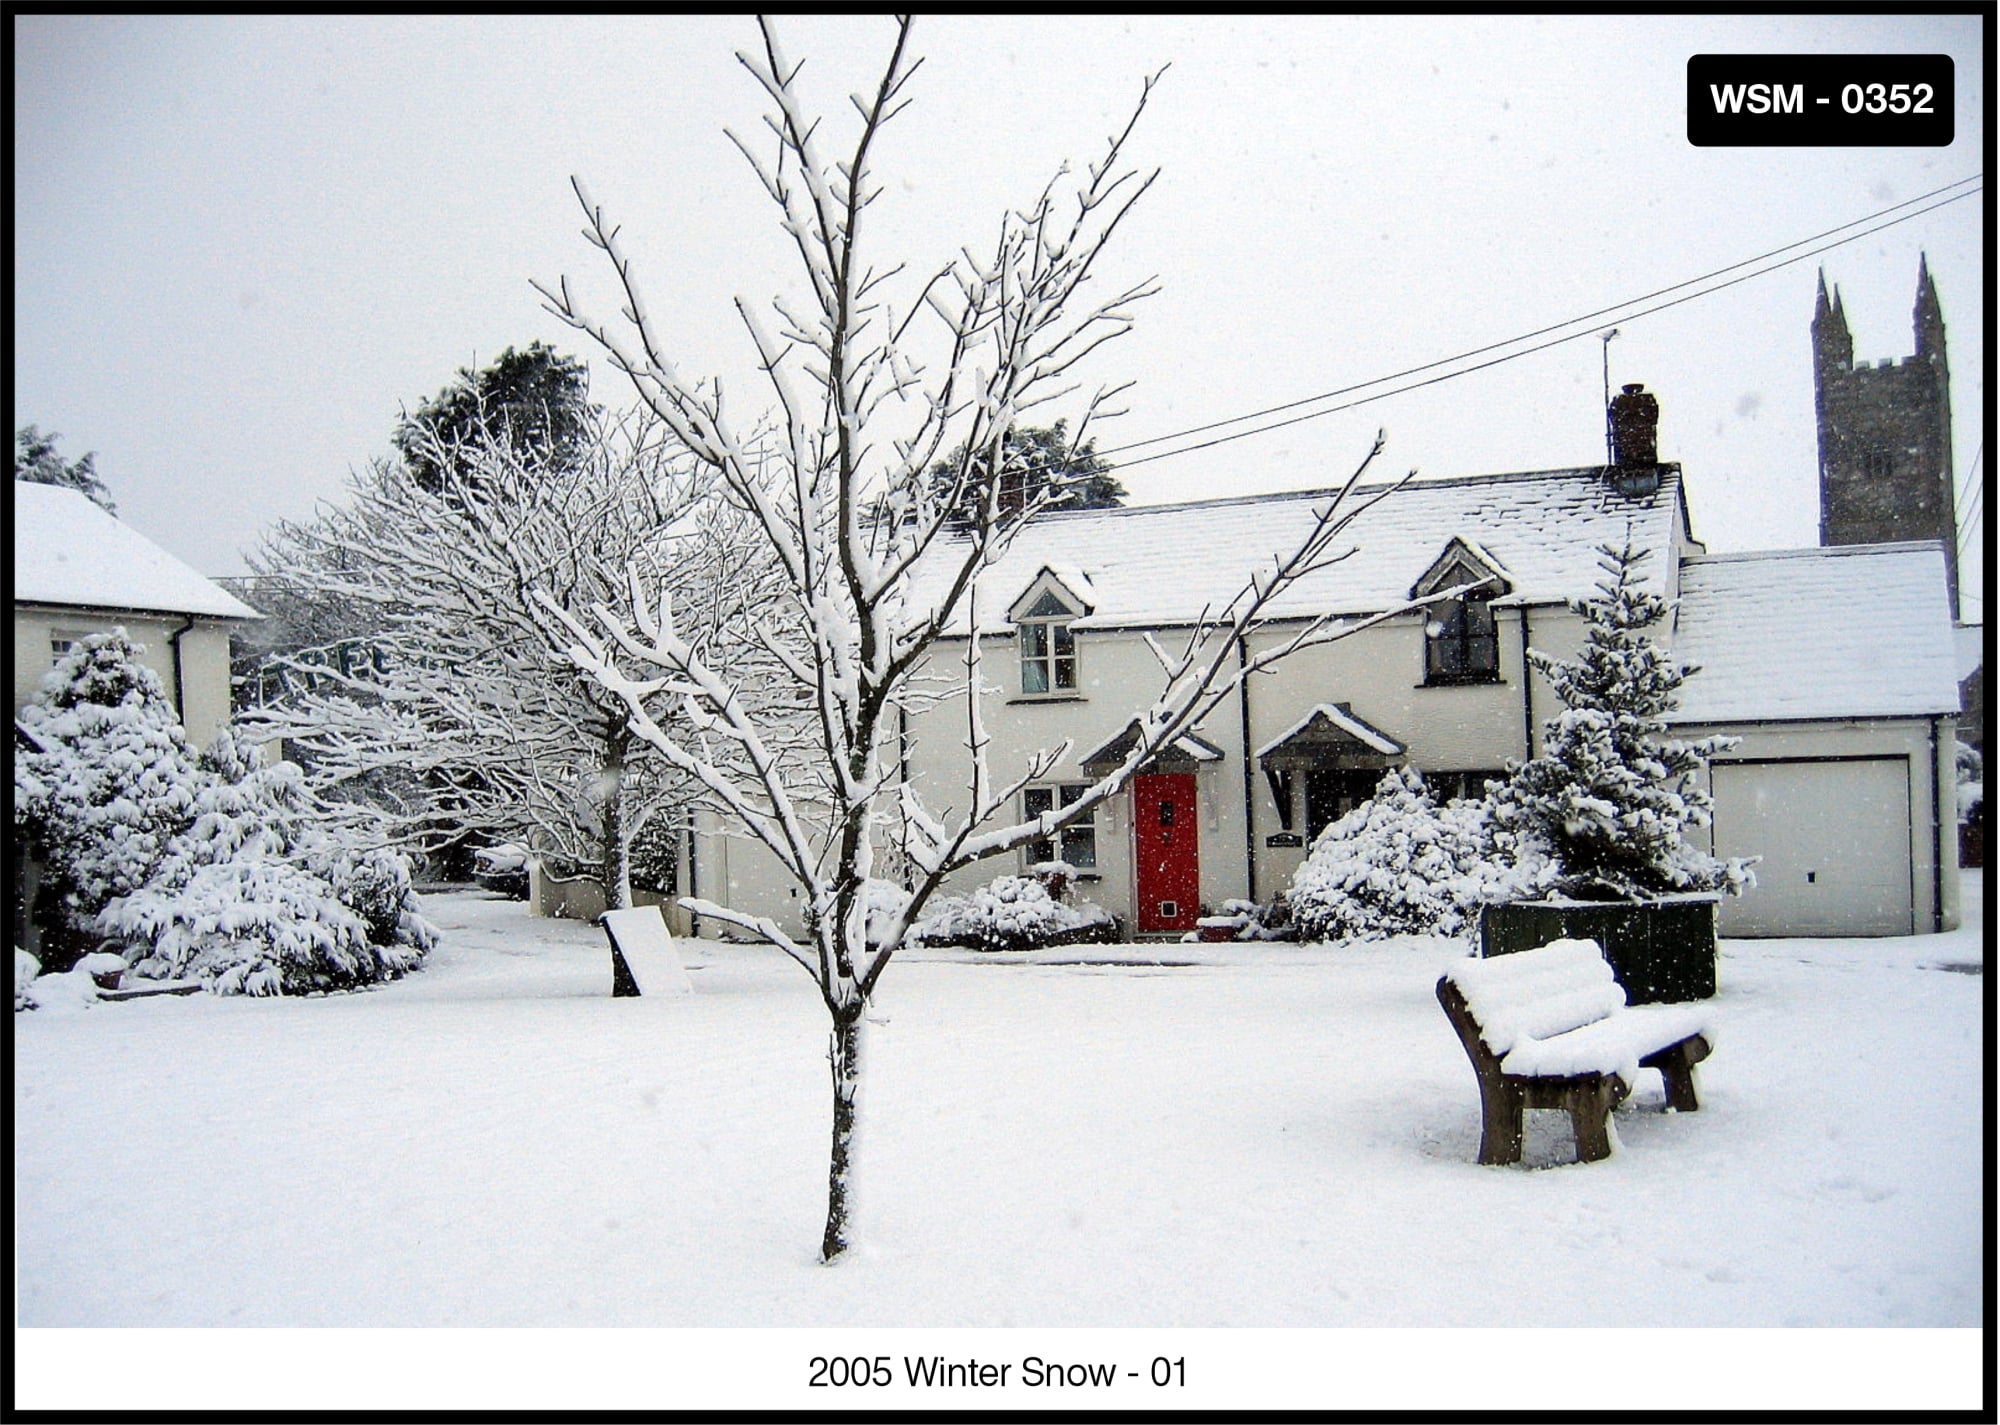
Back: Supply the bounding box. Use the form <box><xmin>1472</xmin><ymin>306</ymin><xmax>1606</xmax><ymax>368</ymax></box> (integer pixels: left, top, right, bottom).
<box><xmin>1478</xmin><ymin>896</ymin><xmax>1719</xmax><ymax>1004</ymax></box>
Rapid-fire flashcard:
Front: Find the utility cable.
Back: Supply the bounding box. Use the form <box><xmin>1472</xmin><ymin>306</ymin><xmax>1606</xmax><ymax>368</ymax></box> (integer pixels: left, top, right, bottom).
<box><xmin>1103</xmin><ymin>182</ymin><xmax>1980</xmax><ymax>474</ymax></box>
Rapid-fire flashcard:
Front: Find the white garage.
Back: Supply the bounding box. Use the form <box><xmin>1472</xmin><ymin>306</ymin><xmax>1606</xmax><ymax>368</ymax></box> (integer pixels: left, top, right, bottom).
<box><xmin>1711</xmin><ymin>757</ymin><xmax>1915</xmax><ymax>937</ymax></box>
<box><xmin>1673</xmin><ymin>545</ymin><xmax>1961</xmax><ymax>940</ymax></box>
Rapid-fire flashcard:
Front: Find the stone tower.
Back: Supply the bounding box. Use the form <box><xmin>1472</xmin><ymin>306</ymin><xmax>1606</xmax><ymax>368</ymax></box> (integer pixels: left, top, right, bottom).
<box><xmin>1813</xmin><ymin>258</ymin><xmax>1958</xmax><ymax>616</ymax></box>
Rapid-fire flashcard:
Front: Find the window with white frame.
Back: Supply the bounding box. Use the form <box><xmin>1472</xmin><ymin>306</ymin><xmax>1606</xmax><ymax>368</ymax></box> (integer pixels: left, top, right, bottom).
<box><xmin>1023</xmin><ymin>783</ymin><xmax>1097</xmax><ymax>870</ymax></box>
<box><xmin>1017</xmin><ymin>589</ymin><xmax>1079</xmax><ymax>695</ymax></box>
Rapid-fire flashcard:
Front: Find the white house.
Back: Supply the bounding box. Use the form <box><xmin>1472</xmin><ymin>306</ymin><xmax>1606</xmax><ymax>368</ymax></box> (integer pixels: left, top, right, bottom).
<box><xmin>682</xmin><ymin>434</ymin><xmax>1962</xmax><ymax>941</ymax></box>
<box><xmin>13</xmin><ymin>482</ymin><xmax>261</xmax><ymax>745</ymax></box>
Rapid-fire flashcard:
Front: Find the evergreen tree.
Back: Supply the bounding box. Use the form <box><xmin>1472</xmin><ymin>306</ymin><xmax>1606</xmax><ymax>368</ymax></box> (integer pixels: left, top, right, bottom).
<box><xmin>1491</xmin><ymin>541</ymin><xmax>1753</xmax><ymax>900</ymax></box>
<box><xmin>15</xmin><ymin>425</ymin><xmax>115</xmax><ymax>513</ymax></box>
<box><xmin>14</xmin><ymin>633</ymin><xmax>199</xmax><ymax>963</ymax></box>
<box><xmin>392</xmin><ymin>342</ymin><xmax>592</xmax><ymax>493</ymax></box>
<box><xmin>14</xmin><ymin>632</ymin><xmax>433</xmax><ymax>992</ymax></box>
<box><xmin>926</xmin><ymin>419</ymin><xmax>1125</xmax><ymax>528</ymax></box>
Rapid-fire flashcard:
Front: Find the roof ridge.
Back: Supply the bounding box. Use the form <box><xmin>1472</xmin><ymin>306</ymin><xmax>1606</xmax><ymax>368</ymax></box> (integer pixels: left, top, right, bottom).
<box><xmin>1024</xmin><ymin>463</ymin><xmax>1681</xmax><ymax>522</ymax></box>
<box><xmin>1683</xmin><ymin>540</ymin><xmax>1948</xmax><ymax>565</ymax></box>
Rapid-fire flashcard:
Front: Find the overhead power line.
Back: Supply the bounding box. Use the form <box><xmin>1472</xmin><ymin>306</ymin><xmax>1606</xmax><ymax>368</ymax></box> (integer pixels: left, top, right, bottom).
<box><xmin>1093</xmin><ymin>175</ymin><xmax>1981</xmax><ymax>475</ymax></box>
<box><xmin>1954</xmin><ymin>440</ymin><xmax>1982</xmax><ymax>526</ymax></box>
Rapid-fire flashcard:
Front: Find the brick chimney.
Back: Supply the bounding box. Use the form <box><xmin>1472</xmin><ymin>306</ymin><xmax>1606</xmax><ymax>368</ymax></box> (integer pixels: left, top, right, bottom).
<box><xmin>1608</xmin><ymin>382</ymin><xmax>1661</xmax><ymax>496</ymax></box>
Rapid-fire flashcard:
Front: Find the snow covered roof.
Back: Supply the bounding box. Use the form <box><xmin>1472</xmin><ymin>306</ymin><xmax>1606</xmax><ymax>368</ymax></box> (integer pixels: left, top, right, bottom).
<box><xmin>1953</xmin><ymin>623</ymin><xmax>1983</xmax><ymax>682</ymax></box>
<box><xmin>927</xmin><ymin>466</ymin><xmax>1686</xmax><ymax>635</ymax></box>
<box><xmin>1670</xmin><ymin>543</ymin><xmax>1959</xmax><ymax>724</ymax></box>
<box><xmin>13</xmin><ymin>483</ymin><xmax>260</xmax><ymax>621</ymax></box>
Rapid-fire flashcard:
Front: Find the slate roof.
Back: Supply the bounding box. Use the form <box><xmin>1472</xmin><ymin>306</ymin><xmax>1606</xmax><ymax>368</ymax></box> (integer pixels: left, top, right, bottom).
<box><xmin>14</xmin><ymin>483</ymin><xmax>261</xmax><ymax>620</ymax></box>
<box><xmin>927</xmin><ymin>465</ymin><xmax>1687</xmax><ymax>635</ymax></box>
<box><xmin>1670</xmin><ymin>543</ymin><xmax>1958</xmax><ymax>723</ymax></box>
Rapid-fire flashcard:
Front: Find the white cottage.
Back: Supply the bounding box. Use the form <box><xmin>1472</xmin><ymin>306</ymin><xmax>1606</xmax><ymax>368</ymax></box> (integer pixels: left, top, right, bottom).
<box><xmin>12</xmin><ymin>482</ymin><xmax>261</xmax><ymax>745</ymax></box>
<box><xmin>684</xmin><ymin>448</ymin><xmax>1961</xmax><ymax>941</ymax></box>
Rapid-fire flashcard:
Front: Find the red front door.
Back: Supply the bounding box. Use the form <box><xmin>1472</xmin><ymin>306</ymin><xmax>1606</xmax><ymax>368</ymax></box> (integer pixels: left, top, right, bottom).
<box><xmin>1134</xmin><ymin>773</ymin><xmax>1199</xmax><ymax>934</ymax></box>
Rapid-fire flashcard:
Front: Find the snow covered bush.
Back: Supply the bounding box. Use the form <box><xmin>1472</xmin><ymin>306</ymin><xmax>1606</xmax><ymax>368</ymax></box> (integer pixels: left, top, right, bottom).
<box><xmin>1287</xmin><ymin>768</ymin><xmax>1535</xmax><ymax>942</ymax></box>
<box><xmin>15</xmin><ymin>634</ymin><xmax>432</xmax><ymax>995</ymax></box>
<box><xmin>1487</xmin><ymin>541</ymin><xmax>1753</xmax><ymax>901</ymax></box>
<box><xmin>1955</xmin><ymin>741</ymin><xmax>1982</xmax><ymax>825</ymax></box>
<box><xmin>1236</xmin><ymin>894</ymin><xmax>1296</xmax><ymax>942</ymax></box>
<box><xmin>95</xmin><ymin>729</ymin><xmax>434</xmax><ymax>995</ymax></box>
<box><xmin>102</xmin><ymin>857</ymin><xmax>422</xmax><ymax>996</ymax></box>
<box><xmin>13</xmin><ymin>632</ymin><xmax>204</xmax><ymax>963</ymax></box>
<box><xmin>911</xmin><ymin>874</ymin><xmax>1117</xmax><ymax>952</ymax></box>
<box><xmin>15</xmin><ymin>948</ymin><xmax>40</xmax><ymax>1011</ymax></box>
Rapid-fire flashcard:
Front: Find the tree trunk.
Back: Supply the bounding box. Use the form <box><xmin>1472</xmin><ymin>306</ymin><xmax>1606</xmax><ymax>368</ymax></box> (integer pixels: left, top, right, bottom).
<box><xmin>601</xmin><ymin>721</ymin><xmax>632</xmax><ymax>911</ymax></box>
<box><xmin>820</xmin><ymin>1008</ymin><xmax>864</xmax><ymax>1263</ymax></box>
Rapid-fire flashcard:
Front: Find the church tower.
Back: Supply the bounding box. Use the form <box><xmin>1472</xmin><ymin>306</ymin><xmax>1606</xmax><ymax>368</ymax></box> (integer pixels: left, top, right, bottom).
<box><xmin>1813</xmin><ymin>258</ymin><xmax>1958</xmax><ymax>616</ymax></box>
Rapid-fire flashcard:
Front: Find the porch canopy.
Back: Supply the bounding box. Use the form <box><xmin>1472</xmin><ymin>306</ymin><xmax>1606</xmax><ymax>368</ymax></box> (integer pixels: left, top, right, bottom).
<box><xmin>1079</xmin><ymin>721</ymin><xmax>1226</xmax><ymax>778</ymax></box>
<box><xmin>1254</xmin><ymin>702</ymin><xmax>1405</xmax><ymax>772</ymax></box>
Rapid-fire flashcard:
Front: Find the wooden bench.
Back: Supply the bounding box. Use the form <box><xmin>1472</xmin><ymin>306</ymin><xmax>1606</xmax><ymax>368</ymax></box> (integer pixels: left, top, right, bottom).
<box><xmin>1437</xmin><ymin>937</ymin><xmax>1713</xmax><ymax>1165</ymax></box>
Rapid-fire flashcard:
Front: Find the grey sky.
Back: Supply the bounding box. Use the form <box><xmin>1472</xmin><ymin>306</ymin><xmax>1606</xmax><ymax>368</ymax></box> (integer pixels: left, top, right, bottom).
<box><xmin>13</xmin><ymin>13</ymin><xmax>1985</xmax><ymax>619</ymax></box>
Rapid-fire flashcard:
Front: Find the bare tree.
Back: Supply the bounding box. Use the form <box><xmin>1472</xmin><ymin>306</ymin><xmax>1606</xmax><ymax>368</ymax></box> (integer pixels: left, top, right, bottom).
<box><xmin>539</xmin><ymin>16</ymin><xmax>1448</xmax><ymax>1261</ymax></box>
<box><xmin>246</xmin><ymin>408</ymin><xmax>772</xmax><ymax>907</ymax></box>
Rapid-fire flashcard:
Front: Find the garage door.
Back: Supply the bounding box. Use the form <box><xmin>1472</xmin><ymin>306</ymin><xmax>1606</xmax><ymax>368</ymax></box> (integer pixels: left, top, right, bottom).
<box><xmin>1710</xmin><ymin>758</ymin><xmax>1912</xmax><ymax>937</ymax></box>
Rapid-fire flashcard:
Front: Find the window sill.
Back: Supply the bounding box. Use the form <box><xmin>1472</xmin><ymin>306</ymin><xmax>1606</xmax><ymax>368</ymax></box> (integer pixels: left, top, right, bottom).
<box><xmin>1008</xmin><ymin>693</ymin><xmax>1087</xmax><ymax>705</ymax></box>
<box><xmin>1416</xmin><ymin>676</ymin><xmax>1505</xmax><ymax>689</ymax></box>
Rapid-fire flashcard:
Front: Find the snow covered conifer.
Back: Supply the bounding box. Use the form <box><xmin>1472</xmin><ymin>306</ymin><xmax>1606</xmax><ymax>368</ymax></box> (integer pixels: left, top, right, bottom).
<box><xmin>95</xmin><ymin>727</ymin><xmax>435</xmax><ymax>994</ymax></box>
<box><xmin>14</xmin><ymin>635</ymin><xmax>432</xmax><ymax>993</ymax></box>
<box><xmin>1490</xmin><ymin>540</ymin><xmax>1751</xmax><ymax>900</ymax></box>
<box><xmin>13</xmin><ymin>632</ymin><xmax>203</xmax><ymax>963</ymax></box>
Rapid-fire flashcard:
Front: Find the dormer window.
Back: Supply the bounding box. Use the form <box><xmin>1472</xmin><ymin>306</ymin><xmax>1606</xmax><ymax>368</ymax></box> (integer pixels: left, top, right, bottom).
<box><xmin>1018</xmin><ymin>590</ymin><xmax>1077</xmax><ymax>694</ymax></box>
<box><xmin>1425</xmin><ymin>589</ymin><xmax>1499</xmax><ymax>683</ymax></box>
<box><xmin>1009</xmin><ymin>570</ymin><xmax>1092</xmax><ymax>699</ymax></box>
<box><xmin>1412</xmin><ymin>539</ymin><xmax>1510</xmax><ymax>687</ymax></box>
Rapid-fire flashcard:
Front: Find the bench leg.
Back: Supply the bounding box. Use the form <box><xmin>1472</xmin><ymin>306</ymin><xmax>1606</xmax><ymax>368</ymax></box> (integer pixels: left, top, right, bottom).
<box><xmin>1641</xmin><ymin>1036</ymin><xmax>1708</xmax><ymax>1113</ymax></box>
<box><xmin>1656</xmin><ymin>1050</ymin><xmax>1700</xmax><ymax>1113</ymax></box>
<box><xmin>1477</xmin><ymin>1078</ymin><xmax>1525</xmax><ymax>1166</ymax></box>
<box><xmin>1566</xmin><ymin>1078</ymin><xmax>1622</xmax><ymax>1164</ymax></box>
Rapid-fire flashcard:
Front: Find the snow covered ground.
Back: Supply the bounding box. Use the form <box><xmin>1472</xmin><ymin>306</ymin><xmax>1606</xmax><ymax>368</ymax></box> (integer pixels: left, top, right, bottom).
<box><xmin>15</xmin><ymin>875</ymin><xmax>1987</xmax><ymax>1411</ymax></box>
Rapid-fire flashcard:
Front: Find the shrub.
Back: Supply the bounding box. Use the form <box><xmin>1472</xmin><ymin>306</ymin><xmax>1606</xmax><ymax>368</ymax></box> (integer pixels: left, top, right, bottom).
<box><xmin>1287</xmin><ymin>768</ymin><xmax>1536</xmax><ymax>942</ymax></box>
<box><xmin>102</xmin><ymin>858</ymin><xmax>422</xmax><ymax>997</ymax></box>
<box><xmin>18</xmin><ymin>634</ymin><xmax>433</xmax><ymax>995</ymax></box>
<box><xmin>13</xmin><ymin>633</ymin><xmax>204</xmax><ymax>963</ymax></box>
<box><xmin>912</xmin><ymin>873</ymin><xmax>1117</xmax><ymax>951</ymax></box>
<box><xmin>1227</xmin><ymin>894</ymin><xmax>1296</xmax><ymax>942</ymax></box>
